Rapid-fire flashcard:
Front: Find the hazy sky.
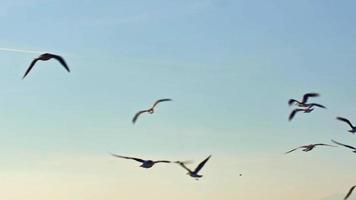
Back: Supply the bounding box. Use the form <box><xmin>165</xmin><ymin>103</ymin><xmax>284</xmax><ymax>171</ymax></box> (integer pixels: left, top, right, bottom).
<box><xmin>0</xmin><ymin>0</ymin><xmax>355</xmax><ymax>199</ymax></box>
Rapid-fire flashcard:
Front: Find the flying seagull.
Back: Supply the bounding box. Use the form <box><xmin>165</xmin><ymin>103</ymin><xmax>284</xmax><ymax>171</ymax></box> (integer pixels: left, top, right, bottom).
<box><xmin>176</xmin><ymin>155</ymin><xmax>211</xmax><ymax>180</ymax></box>
<box><xmin>288</xmin><ymin>107</ymin><xmax>314</xmax><ymax>121</ymax></box>
<box><xmin>22</xmin><ymin>53</ymin><xmax>70</xmax><ymax>79</ymax></box>
<box><xmin>111</xmin><ymin>153</ymin><xmax>171</xmax><ymax>168</ymax></box>
<box><xmin>337</xmin><ymin>117</ymin><xmax>356</xmax><ymax>134</ymax></box>
<box><xmin>331</xmin><ymin>140</ymin><xmax>356</xmax><ymax>153</ymax></box>
<box><xmin>285</xmin><ymin>143</ymin><xmax>335</xmax><ymax>154</ymax></box>
<box><xmin>344</xmin><ymin>185</ymin><xmax>356</xmax><ymax>200</ymax></box>
<box><xmin>132</xmin><ymin>98</ymin><xmax>172</xmax><ymax>124</ymax></box>
<box><xmin>288</xmin><ymin>93</ymin><xmax>320</xmax><ymax>107</ymax></box>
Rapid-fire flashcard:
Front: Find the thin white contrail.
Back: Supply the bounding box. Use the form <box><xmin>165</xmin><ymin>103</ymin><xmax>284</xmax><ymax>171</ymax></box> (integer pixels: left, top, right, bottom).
<box><xmin>0</xmin><ymin>47</ymin><xmax>44</xmax><ymax>54</ymax></box>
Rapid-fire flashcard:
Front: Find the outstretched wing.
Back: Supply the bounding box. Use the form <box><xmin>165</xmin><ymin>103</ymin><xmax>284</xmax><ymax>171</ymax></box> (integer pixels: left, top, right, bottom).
<box><xmin>50</xmin><ymin>54</ymin><xmax>70</xmax><ymax>73</ymax></box>
<box><xmin>331</xmin><ymin>140</ymin><xmax>356</xmax><ymax>150</ymax></box>
<box><xmin>302</xmin><ymin>93</ymin><xmax>319</xmax><ymax>103</ymax></box>
<box><xmin>314</xmin><ymin>143</ymin><xmax>336</xmax><ymax>147</ymax></box>
<box><xmin>176</xmin><ymin>161</ymin><xmax>193</xmax><ymax>173</ymax></box>
<box><xmin>110</xmin><ymin>153</ymin><xmax>145</xmax><ymax>163</ymax></box>
<box><xmin>22</xmin><ymin>58</ymin><xmax>39</xmax><ymax>79</ymax></box>
<box><xmin>289</xmin><ymin>109</ymin><xmax>304</xmax><ymax>121</ymax></box>
<box><xmin>193</xmin><ymin>155</ymin><xmax>211</xmax><ymax>174</ymax></box>
<box><xmin>154</xmin><ymin>160</ymin><xmax>171</xmax><ymax>164</ymax></box>
<box><xmin>344</xmin><ymin>185</ymin><xmax>356</xmax><ymax>200</ymax></box>
<box><xmin>132</xmin><ymin>110</ymin><xmax>149</xmax><ymax>124</ymax></box>
<box><xmin>285</xmin><ymin>146</ymin><xmax>303</xmax><ymax>154</ymax></box>
<box><xmin>152</xmin><ymin>98</ymin><xmax>172</xmax><ymax>108</ymax></box>
<box><xmin>309</xmin><ymin>103</ymin><xmax>326</xmax><ymax>109</ymax></box>
<box><xmin>337</xmin><ymin>117</ymin><xmax>354</xmax><ymax>128</ymax></box>
<box><xmin>288</xmin><ymin>99</ymin><xmax>298</xmax><ymax>106</ymax></box>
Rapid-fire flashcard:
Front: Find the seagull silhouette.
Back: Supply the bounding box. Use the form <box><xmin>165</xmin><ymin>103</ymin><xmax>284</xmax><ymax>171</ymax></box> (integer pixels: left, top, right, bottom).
<box><xmin>288</xmin><ymin>93</ymin><xmax>320</xmax><ymax>107</ymax></box>
<box><xmin>288</xmin><ymin>107</ymin><xmax>314</xmax><ymax>121</ymax></box>
<box><xmin>22</xmin><ymin>53</ymin><xmax>70</xmax><ymax>79</ymax></box>
<box><xmin>337</xmin><ymin>117</ymin><xmax>356</xmax><ymax>134</ymax></box>
<box><xmin>132</xmin><ymin>98</ymin><xmax>172</xmax><ymax>124</ymax></box>
<box><xmin>344</xmin><ymin>185</ymin><xmax>356</xmax><ymax>200</ymax></box>
<box><xmin>331</xmin><ymin>140</ymin><xmax>356</xmax><ymax>153</ymax></box>
<box><xmin>111</xmin><ymin>153</ymin><xmax>171</xmax><ymax>168</ymax></box>
<box><xmin>176</xmin><ymin>155</ymin><xmax>211</xmax><ymax>180</ymax></box>
<box><xmin>285</xmin><ymin>143</ymin><xmax>335</xmax><ymax>154</ymax></box>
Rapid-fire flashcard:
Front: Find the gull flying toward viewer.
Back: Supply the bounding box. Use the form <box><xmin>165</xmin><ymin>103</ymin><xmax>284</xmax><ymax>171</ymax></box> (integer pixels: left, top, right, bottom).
<box><xmin>344</xmin><ymin>185</ymin><xmax>356</xmax><ymax>200</ymax></box>
<box><xmin>285</xmin><ymin>143</ymin><xmax>335</xmax><ymax>154</ymax></box>
<box><xmin>22</xmin><ymin>53</ymin><xmax>70</xmax><ymax>79</ymax></box>
<box><xmin>176</xmin><ymin>155</ymin><xmax>211</xmax><ymax>180</ymax></box>
<box><xmin>111</xmin><ymin>153</ymin><xmax>171</xmax><ymax>168</ymax></box>
<box><xmin>132</xmin><ymin>98</ymin><xmax>172</xmax><ymax>124</ymax></box>
<box><xmin>331</xmin><ymin>140</ymin><xmax>356</xmax><ymax>153</ymax></box>
<box><xmin>337</xmin><ymin>117</ymin><xmax>356</xmax><ymax>134</ymax></box>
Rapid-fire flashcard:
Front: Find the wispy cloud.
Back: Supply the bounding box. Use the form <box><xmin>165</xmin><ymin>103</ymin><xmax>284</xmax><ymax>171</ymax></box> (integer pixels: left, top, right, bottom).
<box><xmin>0</xmin><ymin>47</ymin><xmax>44</xmax><ymax>54</ymax></box>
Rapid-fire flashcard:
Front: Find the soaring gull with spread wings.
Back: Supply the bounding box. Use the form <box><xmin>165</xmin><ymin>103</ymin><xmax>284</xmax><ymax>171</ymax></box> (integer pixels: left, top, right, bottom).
<box><xmin>285</xmin><ymin>143</ymin><xmax>335</xmax><ymax>154</ymax></box>
<box><xmin>111</xmin><ymin>153</ymin><xmax>171</xmax><ymax>168</ymax></box>
<box><xmin>22</xmin><ymin>53</ymin><xmax>70</xmax><ymax>79</ymax></box>
<box><xmin>132</xmin><ymin>98</ymin><xmax>172</xmax><ymax>124</ymax></box>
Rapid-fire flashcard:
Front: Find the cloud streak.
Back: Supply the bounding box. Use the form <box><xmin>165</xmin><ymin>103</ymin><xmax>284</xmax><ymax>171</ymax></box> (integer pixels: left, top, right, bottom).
<box><xmin>0</xmin><ymin>47</ymin><xmax>44</xmax><ymax>54</ymax></box>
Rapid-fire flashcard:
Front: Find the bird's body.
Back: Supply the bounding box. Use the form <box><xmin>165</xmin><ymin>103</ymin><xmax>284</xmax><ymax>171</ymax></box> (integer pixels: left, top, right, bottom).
<box><xmin>344</xmin><ymin>185</ymin><xmax>356</xmax><ymax>200</ymax></box>
<box><xmin>331</xmin><ymin>140</ymin><xmax>356</xmax><ymax>153</ymax></box>
<box><xmin>176</xmin><ymin>155</ymin><xmax>211</xmax><ymax>180</ymax></box>
<box><xmin>337</xmin><ymin>117</ymin><xmax>356</xmax><ymax>134</ymax></box>
<box><xmin>132</xmin><ymin>98</ymin><xmax>172</xmax><ymax>124</ymax></box>
<box><xmin>285</xmin><ymin>143</ymin><xmax>335</xmax><ymax>154</ymax></box>
<box><xmin>111</xmin><ymin>153</ymin><xmax>171</xmax><ymax>168</ymax></box>
<box><xmin>22</xmin><ymin>53</ymin><xmax>70</xmax><ymax>79</ymax></box>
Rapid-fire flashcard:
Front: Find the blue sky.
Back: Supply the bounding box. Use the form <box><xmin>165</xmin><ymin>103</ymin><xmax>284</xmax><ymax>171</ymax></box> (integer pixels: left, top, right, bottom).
<box><xmin>0</xmin><ymin>0</ymin><xmax>356</xmax><ymax>199</ymax></box>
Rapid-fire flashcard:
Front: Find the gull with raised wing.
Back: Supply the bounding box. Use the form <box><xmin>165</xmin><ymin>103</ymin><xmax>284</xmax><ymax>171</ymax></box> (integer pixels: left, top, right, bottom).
<box><xmin>176</xmin><ymin>155</ymin><xmax>211</xmax><ymax>180</ymax></box>
<box><xmin>288</xmin><ymin>92</ymin><xmax>321</xmax><ymax>107</ymax></box>
<box><xmin>22</xmin><ymin>53</ymin><xmax>70</xmax><ymax>79</ymax></box>
<box><xmin>132</xmin><ymin>98</ymin><xmax>172</xmax><ymax>124</ymax></box>
<box><xmin>344</xmin><ymin>185</ymin><xmax>356</xmax><ymax>200</ymax></box>
<box><xmin>111</xmin><ymin>153</ymin><xmax>171</xmax><ymax>168</ymax></box>
<box><xmin>331</xmin><ymin>140</ymin><xmax>356</xmax><ymax>153</ymax></box>
<box><xmin>337</xmin><ymin>117</ymin><xmax>356</xmax><ymax>134</ymax></box>
<box><xmin>285</xmin><ymin>143</ymin><xmax>335</xmax><ymax>154</ymax></box>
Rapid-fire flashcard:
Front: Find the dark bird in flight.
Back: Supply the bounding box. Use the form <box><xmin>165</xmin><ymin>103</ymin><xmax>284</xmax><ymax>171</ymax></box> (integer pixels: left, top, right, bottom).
<box><xmin>285</xmin><ymin>143</ymin><xmax>335</xmax><ymax>154</ymax></box>
<box><xmin>22</xmin><ymin>53</ymin><xmax>70</xmax><ymax>79</ymax></box>
<box><xmin>344</xmin><ymin>185</ymin><xmax>356</xmax><ymax>200</ymax></box>
<box><xmin>175</xmin><ymin>155</ymin><xmax>211</xmax><ymax>180</ymax></box>
<box><xmin>132</xmin><ymin>98</ymin><xmax>172</xmax><ymax>124</ymax></box>
<box><xmin>288</xmin><ymin>107</ymin><xmax>314</xmax><ymax>121</ymax></box>
<box><xmin>331</xmin><ymin>140</ymin><xmax>356</xmax><ymax>153</ymax></box>
<box><xmin>288</xmin><ymin>93</ymin><xmax>321</xmax><ymax>107</ymax></box>
<box><xmin>337</xmin><ymin>117</ymin><xmax>356</xmax><ymax>134</ymax></box>
<box><xmin>111</xmin><ymin>153</ymin><xmax>171</xmax><ymax>168</ymax></box>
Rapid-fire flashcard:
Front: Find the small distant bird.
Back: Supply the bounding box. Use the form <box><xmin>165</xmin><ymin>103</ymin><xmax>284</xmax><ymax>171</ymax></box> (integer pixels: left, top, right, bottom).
<box><xmin>176</xmin><ymin>155</ymin><xmax>211</xmax><ymax>180</ymax></box>
<box><xmin>331</xmin><ymin>140</ymin><xmax>356</xmax><ymax>153</ymax></box>
<box><xmin>111</xmin><ymin>153</ymin><xmax>171</xmax><ymax>168</ymax></box>
<box><xmin>336</xmin><ymin>117</ymin><xmax>356</xmax><ymax>134</ymax></box>
<box><xmin>288</xmin><ymin>93</ymin><xmax>320</xmax><ymax>107</ymax></box>
<box><xmin>132</xmin><ymin>98</ymin><xmax>172</xmax><ymax>124</ymax></box>
<box><xmin>288</xmin><ymin>107</ymin><xmax>314</xmax><ymax>121</ymax></box>
<box><xmin>285</xmin><ymin>143</ymin><xmax>335</xmax><ymax>154</ymax></box>
<box><xmin>22</xmin><ymin>53</ymin><xmax>70</xmax><ymax>79</ymax></box>
<box><xmin>344</xmin><ymin>185</ymin><xmax>356</xmax><ymax>200</ymax></box>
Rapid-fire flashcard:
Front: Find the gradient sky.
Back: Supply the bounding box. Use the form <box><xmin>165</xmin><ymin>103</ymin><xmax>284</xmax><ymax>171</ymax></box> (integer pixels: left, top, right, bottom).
<box><xmin>0</xmin><ymin>0</ymin><xmax>356</xmax><ymax>199</ymax></box>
